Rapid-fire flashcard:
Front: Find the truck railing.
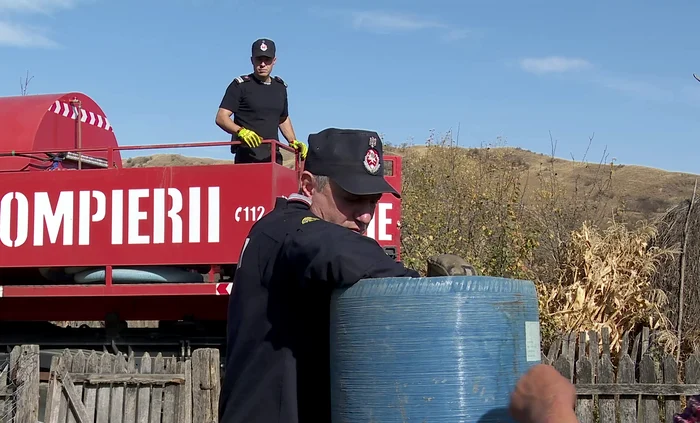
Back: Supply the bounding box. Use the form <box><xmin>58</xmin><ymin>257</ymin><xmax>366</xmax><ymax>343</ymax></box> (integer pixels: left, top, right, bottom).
<box><xmin>0</xmin><ymin>138</ymin><xmax>302</xmax><ymax>171</ymax></box>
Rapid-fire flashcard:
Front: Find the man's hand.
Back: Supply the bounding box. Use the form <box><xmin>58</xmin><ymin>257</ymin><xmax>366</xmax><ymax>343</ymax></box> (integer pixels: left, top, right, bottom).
<box><xmin>290</xmin><ymin>140</ymin><xmax>308</xmax><ymax>159</ymax></box>
<box><xmin>509</xmin><ymin>364</ymin><xmax>578</xmax><ymax>423</ymax></box>
<box><xmin>238</xmin><ymin>128</ymin><xmax>262</xmax><ymax>148</ymax></box>
<box><xmin>426</xmin><ymin>254</ymin><xmax>477</xmax><ymax>276</ymax></box>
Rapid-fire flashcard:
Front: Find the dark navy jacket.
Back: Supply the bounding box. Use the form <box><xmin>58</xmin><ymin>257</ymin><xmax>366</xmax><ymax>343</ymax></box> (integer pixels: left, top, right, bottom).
<box><xmin>219</xmin><ymin>194</ymin><xmax>419</xmax><ymax>423</ymax></box>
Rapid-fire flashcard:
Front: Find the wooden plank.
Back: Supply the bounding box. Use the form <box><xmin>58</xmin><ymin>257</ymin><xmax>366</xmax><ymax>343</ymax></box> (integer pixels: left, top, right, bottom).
<box><xmin>641</xmin><ymin>327</ymin><xmax>650</xmax><ymax>356</ymax></box>
<box><xmin>110</xmin><ymin>353</ymin><xmax>127</xmax><ymax>423</ymax></box>
<box><xmin>82</xmin><ymin>352</ymin><xmax>100</xmax><ymax>421</ymax></box>
<box><xmin>575</xmin><ymin>383</ymin><xmax>700</xmax><ymax>395</ymax></box>
<box><xmin>686</xmin><ymin>353</ymin><xmax>700</xmax><ymax>385</ymax></box>
<box><xmin>0</xmin><ymin>365</ymin><xmax>7</xmax><ymax>423</ymax></box>
<box><xmin>597</xmin><ymin>327</ymin><xmax>616</xmax><ymax>423</ymax></box>
<box><xmin>664</xmin><ymin>354</ymin><xmax>679</xmax><ymax>423</ymax></box>
<box><xmin>57</xmin><ymin>350</ymin><xmax>73</xmax><ymax>423</ymax></box>
<box><xmin>149</xmin><ymin>354</ymin><xmax>164</xmax><ymax>423</ymax></box>
<box><xmin>162</xmin><ymin>358</ymin><xmax>177</xmax><ymax>423</ymax></box>
<box><xmin>67</xmin><ymin>351</ymin><xmax>87</xmax><ymax>423</ymax></box>
<box><xmin>208</xmin><ymin>349</ymin><xmax>220</xmax><ymax>423</ymax></box>
<box><xmin>546</xmin><ymin>335</ymin><xmax>561</xmax><ymax>363</ymax></box>
<box><xmin>57</xmin><ymin>372</ymin><xmax>92</xmax><ymax>423</ymax></box>
<box><xmin>45</xmin><ymin>355</ymin><xmax>62</xmax><ymax>423</ymax></box>
<box><xmin>11</xmin><ymin>345</ymin><xmax>40</xmax><ymax>423</ymax></box>
<box><xmin>177</xmin><ymin>359</ymin><xmax>192</xmax><ymax>423</ymax></box>
<box><xmin>67</xmin><ymin>374</ymin><xmax>186</xmax><ymax>385</ymax></box>
<box><xmin>95</xmin><ymin>353</ymin><xmax>113</xmax><ymax>423</ymax></box>
<box><xmin>122</xmin><ymin>352</ymin><xmax>138</xmax><ymax>423</ymax></box>
<box><xmin>618</xmin><ymin>351</ymin><xmax>637</xmax><ymax>423</ymax></box>
<box><xmin>553</xmin><ymin>354</ymin><xmax>571</xmax><ymax>380</ymax></box>
<box><xmin>632</xmin><ymin>332</ymin><xmax>642</xmax><ymax>365</ymax></box>
<box><xmin>136</xmin><ymin>353</ymin><xmax>151</xmax><ymax>423</ymax></box>
<box><xmin>566</xmin><ymin>332</ymin><xmax>576</xmax><ymax>379</ymax></box>
<box><xmin>192</xmin><ymin>349</ymin><xmax>211</xmax><ymax>423</ymax></box>
<box><xmin>45</xmin><ymin>351</ymin><xmax>69</xmax><ymax>423</ymax></box>
<box><xmin>639</xmin><ymin>354</ymin><xmax>660</xmax><ymax>423</ymax></box>
<box><xmin>575</xmin><ymin>331</ymin><xmax>594</xmax><ymax>423</ymax></box>
<box><xmin>587</xmin><ymin>330</ymin><xmax>598</xmax><ymax>379</ymax></box>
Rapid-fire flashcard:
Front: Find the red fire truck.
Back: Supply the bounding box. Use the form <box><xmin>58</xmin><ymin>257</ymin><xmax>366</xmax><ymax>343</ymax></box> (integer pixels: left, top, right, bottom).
<box><xmin>0</xmin><ymin>92</ymin><xmax>404</xmax><ymax>357</ymax></box>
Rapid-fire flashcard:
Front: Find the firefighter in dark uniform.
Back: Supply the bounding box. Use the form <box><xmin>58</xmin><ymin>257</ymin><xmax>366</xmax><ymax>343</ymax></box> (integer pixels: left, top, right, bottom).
<box><xmin>218</xmin><ymin>128</ymin><xmax>421</xmax><ymax>423</ymax></box>
<box><xmin>215</xmin><ymin>38</ymin><xmax>307</xmax><ymax>164</ymax></box>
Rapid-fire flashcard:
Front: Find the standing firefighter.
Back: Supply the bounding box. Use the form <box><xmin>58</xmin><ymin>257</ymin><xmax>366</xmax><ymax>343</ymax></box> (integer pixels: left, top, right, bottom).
<box><xmin>215</xmin><ymin>38</ymin><xmax>307</xmax><ymax>164</ymax></box>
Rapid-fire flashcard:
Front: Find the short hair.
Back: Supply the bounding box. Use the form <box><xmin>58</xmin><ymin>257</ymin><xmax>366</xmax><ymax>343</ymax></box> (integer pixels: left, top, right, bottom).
<box><xmin>298</xmin><ymin>174</ymin><xmax>330</xmax><ymax>195</ymax></box>
<box><xmin>314</xmin><ymin>175</ymin><xmax>329</xmax><ymax>191</ymax></box>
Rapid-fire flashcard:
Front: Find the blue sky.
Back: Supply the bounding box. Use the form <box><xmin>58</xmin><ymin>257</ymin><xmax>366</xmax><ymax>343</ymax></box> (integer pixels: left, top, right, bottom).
<box><xmin>1</xmin><ymin>0</ymin><xmax>699</xmax><ymax>174</ymax></box>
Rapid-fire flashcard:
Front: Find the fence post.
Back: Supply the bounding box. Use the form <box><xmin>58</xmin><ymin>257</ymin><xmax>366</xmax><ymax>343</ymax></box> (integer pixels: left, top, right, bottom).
<box><xmin>10</xmin><ymin>345</ymin><xmax>39</xmax><ymax>423</ymax></box>
<box><xmin>192</xmin><ymin>349</ymin><xmax>220</xmax><ymax>423</ymax></box>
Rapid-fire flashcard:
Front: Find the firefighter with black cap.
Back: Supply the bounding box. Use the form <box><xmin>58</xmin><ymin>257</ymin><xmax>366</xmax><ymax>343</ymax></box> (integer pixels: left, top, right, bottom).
<box><xmin>218</xmin><ymin>128</ymin><xmax>422</xmax><ymax>423</ymax></box>
<box><xmin>215</xmin><ymin>38</ymin><xmax>307</xmax><ymax>164</ymax></box>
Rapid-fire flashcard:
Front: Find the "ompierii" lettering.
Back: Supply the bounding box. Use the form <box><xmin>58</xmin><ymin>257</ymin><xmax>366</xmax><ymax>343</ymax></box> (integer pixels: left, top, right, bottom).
<box><xmin>0</xmin><ymin>187</ymin><xmax>220</xmax><ymax>247</ymax></box>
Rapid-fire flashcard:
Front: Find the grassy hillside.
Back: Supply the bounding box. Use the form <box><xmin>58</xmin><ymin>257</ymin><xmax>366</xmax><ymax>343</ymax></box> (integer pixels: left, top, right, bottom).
<box><xmin>495</xmin><ymin>146</ymin><xmax>698</xmax><ymax>224</ymax></box>
<box><xmin>386</xmin><ymin>145</ymin><xmax>698</xmax><ymax>224</ymax></box>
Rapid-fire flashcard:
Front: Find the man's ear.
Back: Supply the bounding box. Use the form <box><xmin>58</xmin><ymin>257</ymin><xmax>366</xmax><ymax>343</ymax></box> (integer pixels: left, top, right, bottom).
<box><xmin>299</xmin><ymin>171</ymin><xmax>315</xmax><ymax>197</ymax></box>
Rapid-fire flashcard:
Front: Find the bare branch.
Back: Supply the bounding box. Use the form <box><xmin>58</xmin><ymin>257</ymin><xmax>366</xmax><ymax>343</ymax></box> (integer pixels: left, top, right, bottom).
<box><xmin>20</xmin><ymin>70</ymin><xmax>33</xmax><ymax>96</ymax></box>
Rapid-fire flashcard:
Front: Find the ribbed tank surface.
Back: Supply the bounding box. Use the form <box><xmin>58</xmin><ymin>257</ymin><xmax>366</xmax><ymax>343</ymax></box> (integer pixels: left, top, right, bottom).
<box><xmin>329</xmin><ymin>276</ymin><xmax>541</xmax><ymax>423</ymax></box>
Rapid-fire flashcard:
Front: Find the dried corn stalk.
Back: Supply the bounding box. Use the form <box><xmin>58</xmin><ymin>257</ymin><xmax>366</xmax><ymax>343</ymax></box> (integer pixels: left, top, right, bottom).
<box><xmin>538</xmin><ymin>220</ymin><xmax>679</xmax><ymax>354</ymax></box>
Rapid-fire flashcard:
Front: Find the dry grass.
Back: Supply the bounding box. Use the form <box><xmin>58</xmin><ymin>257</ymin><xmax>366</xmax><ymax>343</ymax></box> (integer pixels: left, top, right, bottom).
<box><xmin>537</xmin><ymin>220</ymin><xmax>678</xmax><ymax>354</ymax></box>
<box><xmin>123</xmin><ymin>153</ymin><xmax>230</xmax><ymax>168</ymax></box>
<box><xmin>649</xmin><ymin>195</ymin><xmax>700</xmax><ymax>355</ymax></box>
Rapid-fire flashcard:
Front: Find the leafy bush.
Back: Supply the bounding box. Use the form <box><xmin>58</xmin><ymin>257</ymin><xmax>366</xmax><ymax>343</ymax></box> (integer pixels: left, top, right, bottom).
<box><xmin>396</xmin><ymin>133</ymin><xmax>537</xmax><ymax>279</ymax></box>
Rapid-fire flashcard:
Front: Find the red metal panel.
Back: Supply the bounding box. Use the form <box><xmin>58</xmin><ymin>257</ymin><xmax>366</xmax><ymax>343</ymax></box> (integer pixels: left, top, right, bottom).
<box><xmin>0</xmin><ymin>150</ymin><xmax>401</xmax><ymax>269</ymax></box>
<box><xmin>0</xmin><ymin>162</ymin><xmax>298</xmax><ymax>268</ymax></box>
<box><xmin>366</xmin><ymin>155</ymin><xmax>403</xmax><ymax>260</ymax></box>
<box><xmin>0</xmin><ymin>294</ymin><xmax>230</xmax><ymax>321</ymax></box>
<box><xmin>0</xmin><ymin>283</ymin><xmax>224</xmax><ymax>297</ymax></box>
<box><xmin>0</xmin><ymin>93</ymin><xmax>120</xmax><ymax>172</ymax></box>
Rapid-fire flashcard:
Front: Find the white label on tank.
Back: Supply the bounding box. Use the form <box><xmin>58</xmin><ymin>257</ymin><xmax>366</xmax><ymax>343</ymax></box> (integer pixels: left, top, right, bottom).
<box><xmin>525</xmin><ymin>321</ymin><xmax>541</xmax><ymax>362</ymax></box>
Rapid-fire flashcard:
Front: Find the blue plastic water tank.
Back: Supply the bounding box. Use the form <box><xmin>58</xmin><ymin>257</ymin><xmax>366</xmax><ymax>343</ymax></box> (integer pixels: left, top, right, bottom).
<box><xmin>329</xmin><ymin>276</ymin><xmax>541</xmax><ymax>423</ymax></box>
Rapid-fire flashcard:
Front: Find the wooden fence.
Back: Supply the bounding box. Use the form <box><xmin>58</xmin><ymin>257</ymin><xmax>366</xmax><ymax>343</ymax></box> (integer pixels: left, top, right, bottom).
<box><xmin>0</xmin><ymin>345</ymin><xmax>219</xmax><ymax>423</ymax></box>
<box><xmin>541</xmin><ymin>326</ymin><xmax>700</xmax><ymax>423</ymax></box>
<box><xmin>5</xmin><ymin>326</ymin><xmax>700</xmax><ymax>423</ymax></box>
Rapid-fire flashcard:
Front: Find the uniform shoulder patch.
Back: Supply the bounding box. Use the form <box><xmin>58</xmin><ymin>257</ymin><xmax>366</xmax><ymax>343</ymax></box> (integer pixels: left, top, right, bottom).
<box><xmin>273</xmin><ymin>76</ymin><xmax>287</xmax><ymax>87</ymax></box>
<box><xmin>233</xmin><ymin>75</ymin><xmax>251</xmax><ymax>85</ymax></box>
<box><xmin>301</xmin><ymin>216</ymin><xmax>319</xmax><ymax>224</ymax></box>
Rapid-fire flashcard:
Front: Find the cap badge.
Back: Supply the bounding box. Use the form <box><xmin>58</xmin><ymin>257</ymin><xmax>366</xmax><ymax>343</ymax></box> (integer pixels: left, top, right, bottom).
<box><xmin>363</xmin><ymin>148</ymin><xmax>380</xmax><ymax>174</ymax></box>
<box><xmin>260</xmin><ymin>41</ymin><xmax>268</xmax><ymax>51</ymax></box>
<box><xmin>369</xmin><ymin>136</ymin><xmax>377</xmax><ymax>148</ymax></box>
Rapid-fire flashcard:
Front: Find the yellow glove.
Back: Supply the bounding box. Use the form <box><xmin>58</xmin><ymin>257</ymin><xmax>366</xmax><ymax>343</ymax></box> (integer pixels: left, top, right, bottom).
<box><xmin>237</xmin><ymin>128</ymin><xmax>262</xmax><ymax>148</ymax></box>
<box><xmin>290</xmin><ymin>139</ymin><xmax>308</xmax><ymax>159</ymax></box>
